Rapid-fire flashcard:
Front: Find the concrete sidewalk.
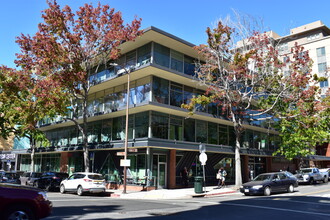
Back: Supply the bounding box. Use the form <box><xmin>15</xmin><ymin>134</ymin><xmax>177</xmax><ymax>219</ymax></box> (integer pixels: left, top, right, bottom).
<box><xmin>107</xmin><ymin>185</ymin><xmax>238</xmax><ymax>200</ymax></box>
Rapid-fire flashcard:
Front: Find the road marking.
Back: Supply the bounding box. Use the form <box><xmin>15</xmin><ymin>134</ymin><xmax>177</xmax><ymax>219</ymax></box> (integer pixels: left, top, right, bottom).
<box><xmin>257</xmin><ymin>198</ymin><xmax>330</xmax><ymax>206</ymax></box>
<box><xmin>221</xmin><ymin>202</ymin><xmax>330</xmax><ymax>217</ymax></box>
<box><xmin>299</xmin><ymin>188</ymin><xmax>330</xmax><ymax>196</ymax></box>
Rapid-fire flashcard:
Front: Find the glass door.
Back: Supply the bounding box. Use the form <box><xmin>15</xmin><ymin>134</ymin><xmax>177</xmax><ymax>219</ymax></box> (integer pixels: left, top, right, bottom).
<box><xmin>158</xmin><ymin>162</ymin><xmax>167</xmax><ymax>189</ymax></box>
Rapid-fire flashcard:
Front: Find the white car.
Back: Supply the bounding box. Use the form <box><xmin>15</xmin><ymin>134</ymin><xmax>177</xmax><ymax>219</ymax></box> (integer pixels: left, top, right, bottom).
<box><xmin>60</xmin><ymin>172</ymin><xmax>106</xmax><ymax>196</ymax></box>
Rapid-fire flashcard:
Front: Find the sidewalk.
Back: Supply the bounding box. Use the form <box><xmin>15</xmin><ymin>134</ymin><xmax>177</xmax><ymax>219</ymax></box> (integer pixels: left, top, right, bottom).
<box><xmin>107</xmin><ymin>185</ymin><xmax>238</xmax><ymax>200</ymax></box>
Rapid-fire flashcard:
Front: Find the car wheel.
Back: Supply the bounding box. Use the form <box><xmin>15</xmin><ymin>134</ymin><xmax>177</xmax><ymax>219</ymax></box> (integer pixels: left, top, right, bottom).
<box><xmin>287</xmin><ymin>184</ymin><xmax>294</xmax><ymax>193</ymax></box>
<box><xmin>46</xmin><ymin>184</ymin><xmax>52</xmax><ymax>192</ymax></box>
<box><xmin>3</xmin><ymin>204</ymin><xmax>35</xmax><ymax>220</ymax></box>
<box><xmin>309</xmin><ymin>178</ymin><xmax>314</xmax><ymax>185</ymax></box>
<box><xmin>323</xmin><ymin>177</ymin><xmax>328</xmax><ymax>183</ymax></box>
<box><xmin>264</xmin><ymin>186</ymin><xmax>271</xmax><ymax>196</ymax></box>
<box><xmin>60</xmin><ymin>185</ymin><xmax>66</xmax><ymax>194</ymax></box>
<box><xmin>244</xmin><ymin>193</ymin><xmax>249</xmax><ymax>196</ymax></box>
<box><xmin>77</xmin><ymin>186</ymin><xmax>84</xmax><ymax>196</ymax></box>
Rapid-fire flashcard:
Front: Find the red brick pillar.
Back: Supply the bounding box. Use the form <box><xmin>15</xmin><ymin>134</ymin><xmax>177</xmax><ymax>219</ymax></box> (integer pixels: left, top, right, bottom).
<box><xmin>242</xmin><ymin>155</ymin><xmax>249</xmax><ymax>183</ymax></box>
<box><xmin>168</xmin><ymin>149</ymin><xmax>176</xmax><ymax>189</ymax></box>
<box><xmin>60</xmin><ymin>152</ymin><xmax>69</xmax><ymax>173</ymax></box>
<box><xmin>266</xmin><ymin>157</ymin><xmax>272</xmax><ymax>172</ymax></box>
<box><xmin>326</xmin><ymin>143</ymin><xmax>330</xmax><ymax>157</ymax></box>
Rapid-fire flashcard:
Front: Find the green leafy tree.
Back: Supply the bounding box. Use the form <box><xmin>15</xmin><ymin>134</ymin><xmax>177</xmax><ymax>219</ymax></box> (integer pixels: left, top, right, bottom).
<box><xmin>15</xmin><ymin>0</ymin><xmax>142</xmax><ymax>172</ymax></box>
<box><xmin>182</xmin><ymin>21</ymin><xmax>321</xmax><ymax>187</ymax></box>
<box><xmin>0</xmin><ymin>66</ymin><xmax>68</xmax><ymax>171</ymax></box>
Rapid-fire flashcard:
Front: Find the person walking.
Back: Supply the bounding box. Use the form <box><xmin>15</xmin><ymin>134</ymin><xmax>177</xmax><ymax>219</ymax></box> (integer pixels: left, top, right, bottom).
<box><xmin>217</xmin><ymin>167</ymin><xmax>227</xmax><ymax>188</ymax></box>
<box><xmin>180</xmin><ymin>167</ymin><xmax>189</xmax><ymax>187</ymax></box>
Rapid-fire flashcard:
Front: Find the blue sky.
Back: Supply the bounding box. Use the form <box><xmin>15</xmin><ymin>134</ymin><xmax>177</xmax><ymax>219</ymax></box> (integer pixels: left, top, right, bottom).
<box><xmin>1</xmin><ymin>0</ymin><xmax>330</xmax><ymax>68</ymax></box>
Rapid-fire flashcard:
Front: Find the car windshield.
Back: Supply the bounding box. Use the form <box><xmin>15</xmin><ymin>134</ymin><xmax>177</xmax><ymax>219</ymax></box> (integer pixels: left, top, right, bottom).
<box><xmin>299</xmin><ymin>169</ymin><xmax>312</xmax><ymax>174</ymax></box>
<box><xmin>253</xmin><ymin>174</ymin><xmax>272</xmax><ymax>181</ymax></box>
<box><xmin>32</xmin><ymin>173</ymin><xmax>42</xmax><ymax>177</ymax></box>
<box><xmin>88</xmin><ymin>175</ymin><xmax>103</xmax><ymax>180</ymax></box>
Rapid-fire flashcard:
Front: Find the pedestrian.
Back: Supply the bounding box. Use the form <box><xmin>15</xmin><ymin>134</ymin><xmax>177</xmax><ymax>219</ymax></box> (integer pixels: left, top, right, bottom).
<box><xmin>180</xmin><ymin>167</ymin><xmax>189</xmax><ymax>187</ymax></box>
<box><xmin>217</xmin><ymin>167</ymin><xmax>227</xmax><ymax>188</ymax></box>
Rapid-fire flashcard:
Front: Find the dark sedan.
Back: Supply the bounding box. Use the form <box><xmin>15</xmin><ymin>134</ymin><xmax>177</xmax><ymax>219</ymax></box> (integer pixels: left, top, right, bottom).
<box><xmin>0</xmin><ymin>183</ymin><xmax>52</xmax><ymax>219</ymax></box>
<box><xmin>0</xmin><ymin>171</ymin><xmax>21</xmax><ymax>184</ymax></box>
<box><xmin>240</xmin><ymin>172</ymin><xmax>298</xmax><ymax>196</ymax></box>
<box><xmin>35</xmin><ymin>172</ymin><xmax>69</xmax><ymax>191</ymax></box>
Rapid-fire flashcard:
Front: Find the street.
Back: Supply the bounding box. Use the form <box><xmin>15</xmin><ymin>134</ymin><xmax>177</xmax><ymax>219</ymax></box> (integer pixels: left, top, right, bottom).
<box><xmin>45</xmin><ymin>182</ymin><xmax>330</xmax><ymax>220</ymax></box>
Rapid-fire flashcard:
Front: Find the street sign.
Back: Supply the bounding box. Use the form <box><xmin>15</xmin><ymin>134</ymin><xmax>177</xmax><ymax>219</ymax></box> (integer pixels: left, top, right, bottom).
<box><xmin>120</xmin><ymin>159</ymin><xmax>131</xmax><ymax>167</ymax></box>
<box><xmin>116</xmin><ymin>152</ymin><xmax>125</xmax><ymax>156</ymax></box>
<box><xmin>199</xmin><ymin>152</ymin><xmax>207</xmax><ymax>165</ymax></box>
<box><xmin>128</xmin><ymin>148</ymin><xmax>138</xmax><ymax>152</ymax></box>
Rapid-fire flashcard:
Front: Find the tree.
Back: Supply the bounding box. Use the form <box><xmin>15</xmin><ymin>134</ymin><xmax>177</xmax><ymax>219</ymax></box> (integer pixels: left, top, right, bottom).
<box><xmin>275</xmin><ymin>89</ymin><xmax>330</xmax><ymax>162</ymax></box>
<box><xmin>0</xmin><ymin>65</ymin><xmax>68</xmax><ymax>171</ymax></box>
<box><xmin>182</xmin><ymin>21</ymin><xmax>321</xmax><ymax>188</ymax></box>
<box><xmin>15</xmin><ymin>0</ymin><xmax>142</xmax><ymax>172</ymax></box>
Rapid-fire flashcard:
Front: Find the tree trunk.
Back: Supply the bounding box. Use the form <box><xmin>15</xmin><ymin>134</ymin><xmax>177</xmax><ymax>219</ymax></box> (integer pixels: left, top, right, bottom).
<box><xmin>30</xmin><ymin>138</ymin><xmax>35</xmax><ymax>172</ymax></box>
<box><xmin>235</xmin><ymin>135</ymin><xmax>242</xmax><ymax>188</ymax></box>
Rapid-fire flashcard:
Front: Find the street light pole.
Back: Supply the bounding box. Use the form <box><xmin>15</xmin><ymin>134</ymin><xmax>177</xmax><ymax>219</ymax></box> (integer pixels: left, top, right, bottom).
<box><xmin>123</xmin><ymin>70</ymin><xmax>130</xmax><ymax>194</ymax></box>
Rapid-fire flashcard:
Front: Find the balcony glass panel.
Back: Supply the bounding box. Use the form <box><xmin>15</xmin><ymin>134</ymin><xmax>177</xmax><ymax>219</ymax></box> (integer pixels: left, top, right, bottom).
<box><xmin>137</xmin><ymin>43</ymin><xmax>151</xmax><ymax>67</ymax></box>
<box><xmin>152</xmin><ymin>76</ymin><xmax>169</xmax><ymax>104</ymax></box>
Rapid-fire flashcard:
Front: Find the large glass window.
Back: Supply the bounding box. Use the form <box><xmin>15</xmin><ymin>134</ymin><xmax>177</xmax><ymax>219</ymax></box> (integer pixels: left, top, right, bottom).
<box><xmin>101</xmin><ymin>120</ymin><xmax>112</xmax><ymax>142</ymax></box>
<box><xmin>196</xmin><ymin>120</ymin><xmax>207</xmax><ymax>143</ymax></box>
<box><xmin>184</xmin><ymin>56</ymin><xmax>195</xmax><ymax>76</ymax></box>
<box><xmin>126</xmin><ymin>50</ymin><xmax>136</xmax><ymax>68</ymax></box>
<box><xmin>183</xmin><ymin>86</ymin><xmax>194</xmax><ymax>104</ymax></box>
<box><xmin>184</xmin><ymin>118</ymin><xmax>195</xmax><ymax>142</ymax></box>
<box><xmin>318</xmin><ymin>62</ymin><xmax>327</xmax><ymax>73</ymax></box>
<box><xmin>317</xmin><ymin>47</ymin><xmax>326</xmax><ymax>57</ymax></box>
<box><xmin>170</xmin><ymin>50</ymin><xmax>183</xmax><ymax>72</ymax></box>
<box><xmin>137</xmin><ymin>43</ymin><xmax>151</xmax><ymax>67</ymax></box>
<box><xmin>154</xmin><ymin>43</ymin><xmax>170</xmax><ymax>68</ymax></box>
<box><xmin>170</xmin><ymin>82</ymin><xmax>183</xmax><ymax>107</ymax></box>
<box><xmin>152</xmin><ymin>76</ymin><xmax>169</xmax><ymax>104</ymax></box>
<box><xmin>169</xmin><ymin>116</ymin><xmax>183</xmax><ymax>141</ymax></box>
<box><xmin>320</xmin><ymin>79</ymin><xmax>329</xmax><ymax>88</ymax></box>
<box><xmin>135</xmin><ymin>112</ymin><xmax>149</xmax><ymax>138</ymax></box>
<box><xmin>208</xmin><ymin>122</ymin><xmax>218</xmax><ymax>144</ymax></box>
<box><xmin>218</xmin><ymin>125</ymin><xmax>228</xmax><ymax>145</ymax></box>
<box><xmin>151</xmin><ymin>112</ymin><xmax>169</xmax><ymax>139</ymax></box>
<box><xmin>112</xmin><ymin>117</ymin><xmax>125</xmax><ymax>140</ymax></box>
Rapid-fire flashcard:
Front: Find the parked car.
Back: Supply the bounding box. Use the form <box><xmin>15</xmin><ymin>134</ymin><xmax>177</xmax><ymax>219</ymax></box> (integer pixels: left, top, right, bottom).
<box><xmin>319</xmin><ymin>168</ymin><xmax>330</xmax><ymax>180</ymax></box>
<box><xmin>240</xmin><ymin>171</ymin><xmax>298</xmax><ymax>196</ymax></box>
<box><xmin>0</xmin><ymin>171</ymin><xmax>21</xmax><ymax>184</ymax></box>
<box><xmin>295</xmin><ymin>167</ymin><xmax>329</xmax><ymax>184</ymax></box>
<box><xmin>60</xmin><ymin>172</ymin><xmax>106</xmax><ymax>196</ymax></box>
<box><xmin>35</xmin><ymin>172</ymin><xmax>69</xmax><ymax>191</ymax></box>
<box><xmin>20</xmin><ymin>172</ymin><xmax>42</xmax><ymax>186</ymax></box>
<box><xmin>0</xmin><ymin>183</ymin><xmax>52</xmax><ymax>219</ymax></box>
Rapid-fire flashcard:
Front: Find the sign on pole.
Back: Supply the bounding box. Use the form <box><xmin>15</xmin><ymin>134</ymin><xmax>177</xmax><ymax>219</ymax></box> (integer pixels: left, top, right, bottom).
<box><xmin>199</xmin><ymin>152</ymin><xmax>207</xmax><ymax>165</ymax></box>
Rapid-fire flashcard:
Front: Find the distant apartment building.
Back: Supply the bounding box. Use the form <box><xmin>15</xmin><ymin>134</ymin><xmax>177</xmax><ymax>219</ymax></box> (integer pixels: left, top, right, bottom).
<box><xmin>14</xmin><ymin>24</ymin><xmax>329</xmax><ymax>189</ymax></box>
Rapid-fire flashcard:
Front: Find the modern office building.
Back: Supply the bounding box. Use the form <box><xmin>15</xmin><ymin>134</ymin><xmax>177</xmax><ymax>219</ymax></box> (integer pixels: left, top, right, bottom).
<box><xmin>15</xmin><ymin>23</ymin><xmax>329</xmax><ymax>190</ymax></box>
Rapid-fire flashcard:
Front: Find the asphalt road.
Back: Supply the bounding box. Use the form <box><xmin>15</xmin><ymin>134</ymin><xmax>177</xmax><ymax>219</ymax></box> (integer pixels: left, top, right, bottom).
<box><xmin>45</xmin><ymin>181</ymin><xmax>330</xmax><ymax>220</ymax></box>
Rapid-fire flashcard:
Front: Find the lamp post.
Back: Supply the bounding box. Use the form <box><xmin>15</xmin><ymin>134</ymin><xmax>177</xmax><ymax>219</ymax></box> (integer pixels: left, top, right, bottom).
<box><xmin>123</xmin><ymin>69</ymin><xmax>130</xmax><ymax>194</ymax></box>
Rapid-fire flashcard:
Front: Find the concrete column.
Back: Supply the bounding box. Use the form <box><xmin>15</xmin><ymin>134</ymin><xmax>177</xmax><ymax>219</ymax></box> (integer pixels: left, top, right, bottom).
<box><xmin>60</xmin><ymin>152</ymin><xmax>69</xmax><ymax>173</ymax></box>
<box><xmin>168</xmin><ymin>149</ymin><xmax>176</xmax><ymax>189</ymax></box>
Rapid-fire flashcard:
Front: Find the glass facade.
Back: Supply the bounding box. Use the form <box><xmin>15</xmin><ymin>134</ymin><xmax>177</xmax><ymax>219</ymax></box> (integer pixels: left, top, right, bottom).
<box><xmin>19</xmin><ymin>154</ymin><xmax>60</xmax><ymax>172</ymax></box>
